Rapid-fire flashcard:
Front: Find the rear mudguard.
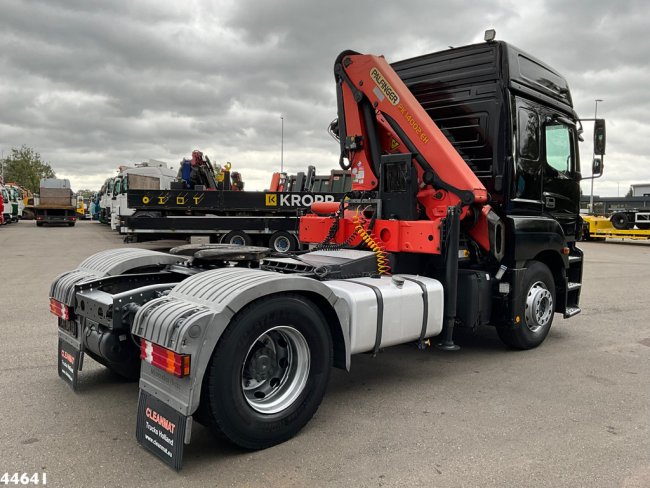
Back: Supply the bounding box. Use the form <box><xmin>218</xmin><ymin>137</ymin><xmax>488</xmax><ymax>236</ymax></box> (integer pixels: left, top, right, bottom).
<box><xmin>50</xmin><ymin>248</ymin><xmax>187</xmax><ymax>306</ymax></box>
<box><xmin>132</xmin><ymin>267</ymin><xmax>351</xmax><ymax>416</ymax></box>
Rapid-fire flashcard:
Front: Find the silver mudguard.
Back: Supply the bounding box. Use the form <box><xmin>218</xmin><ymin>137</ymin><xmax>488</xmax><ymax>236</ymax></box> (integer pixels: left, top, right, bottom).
<box><xmin>50</xmin><ymin>248</ymin><xmax>187</xmax><ymax>306</ymax></box>
<box><xmin>132</xmin><ymin>267</ymin><xmax>350</xmax><ymax>416</ymax></box>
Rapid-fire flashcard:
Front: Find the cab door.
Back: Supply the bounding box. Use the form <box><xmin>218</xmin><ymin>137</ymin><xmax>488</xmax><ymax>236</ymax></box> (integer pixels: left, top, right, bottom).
<box><xmin>540</xmin><ymin>116</ymin><xmax>581</xmax><ymax>239</ymax></box>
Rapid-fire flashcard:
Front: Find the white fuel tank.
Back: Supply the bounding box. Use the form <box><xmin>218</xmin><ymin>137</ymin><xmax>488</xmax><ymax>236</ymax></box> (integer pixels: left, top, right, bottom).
<box><xmin>325</xmin><ymin>275</ymin><xmax>444</xmax><ymax>354</ymax></box>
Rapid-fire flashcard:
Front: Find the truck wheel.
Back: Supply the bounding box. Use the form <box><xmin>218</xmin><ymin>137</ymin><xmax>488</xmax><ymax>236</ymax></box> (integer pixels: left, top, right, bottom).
<box><xmin>221</xmin><ymin>230</ymin><xmax>252</xmax><ymax>246</ymax></box>
<box><xmin>68</xmin><ymin>222</ymin><xmax>75</xmax><ymax>227</ymax></box>
<box><xmin>611</xmin><ymin>212</ymin><xmax>630</xmax><ymax>230</ymax></box>
<box><xmin>200</xmin><ymin>294</ymin><xmax>332</xmax><ymax>449</ymax></box>
<box><xmin>497</xmin><ymin>261</ymin><xmax>555</xmax><ymax>350</ymax></box>
<box><xmin>36</xmin><ymin>222</ymin><xmax>44</xmax><ymax>227</ymax></box>
<box><xmin>268</xmin><ymin>231</ymin><xmax>298</xmax><ymax>253</ymax></box>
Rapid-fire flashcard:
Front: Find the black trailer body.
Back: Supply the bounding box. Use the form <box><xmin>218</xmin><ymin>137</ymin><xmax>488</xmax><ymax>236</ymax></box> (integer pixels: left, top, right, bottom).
<box><xmin>121</xmin><ymin>190</ymin><xmax>344</xmax><ymax>250</ymax></box>
<box><xmin>126</xmin><ymin>190</ymin><xmax>343</xmax><ymax>213</ymax></box>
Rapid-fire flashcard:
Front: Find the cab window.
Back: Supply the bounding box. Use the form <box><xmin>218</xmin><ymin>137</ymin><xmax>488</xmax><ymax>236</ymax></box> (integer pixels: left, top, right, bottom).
<box><xmin>518</xmin><ymin>108</ymin><xmax>539</xmax><ymax>160</ymax></box>
<box><xmin>545</xmin><ymin>124</ymin><xmax>572</xmax><ymax>173</ymax></box>
<box><xmin>114</xmin><ymin>180</ymin><xmax>122</xmax><ymax>194</ymax></box>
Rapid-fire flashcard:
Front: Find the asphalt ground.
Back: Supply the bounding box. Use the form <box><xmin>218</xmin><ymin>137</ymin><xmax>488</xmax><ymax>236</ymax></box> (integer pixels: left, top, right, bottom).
<box><xmin>0</xmin><ymin>220</ymin><xmax>648</xmax><ymax>488</ymax></box>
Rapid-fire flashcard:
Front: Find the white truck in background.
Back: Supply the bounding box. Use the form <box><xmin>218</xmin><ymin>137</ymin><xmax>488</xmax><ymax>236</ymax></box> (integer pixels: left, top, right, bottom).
<box><xmin>7</xmin><ymin>185</ymin><xmax>26</xmax><ymax>221</ymax></box>
<box><xmin>0</xmin><ymin>184</ymin><xmax>12</xmax><ymax>224</ymax></box>
<box><xmin>99</xmin><ymin>175</ymin><xmax>123</xmax><ymax>225</ymax></box>
<box><xmin>109</xmin><ymin>160</ymin><xmax>177</xmax><ymax>230</ymax></box>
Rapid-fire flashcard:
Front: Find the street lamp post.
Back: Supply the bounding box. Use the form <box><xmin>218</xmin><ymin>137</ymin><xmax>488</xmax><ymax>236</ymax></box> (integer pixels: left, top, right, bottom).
<box><xmin>589</xmin><ymin>99</ymin><xmax>603</xmax><ymax>214</ymax></box>
<box><xmin>280</xmin><ymin>115</ymin><xmax>284</xmax><ymax>173</ymax></box>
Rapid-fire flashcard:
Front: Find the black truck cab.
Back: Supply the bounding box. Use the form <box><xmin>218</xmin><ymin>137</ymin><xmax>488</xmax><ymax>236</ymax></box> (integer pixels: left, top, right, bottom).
<box><xmin>393</xmin><ymin>40</ymin><xmax>596</xmax><ymax>329</ymax></box>
<box><xmin>393</xmin><ymin>40</ymin><xmax>582</xmax><ymax>239</ymax></box>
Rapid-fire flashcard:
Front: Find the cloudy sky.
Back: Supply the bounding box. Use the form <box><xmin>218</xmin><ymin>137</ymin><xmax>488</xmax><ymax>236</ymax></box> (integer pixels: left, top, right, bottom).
<box><xmin>0</xmin><ymin>0</ymin><xmax>648</xmax><ymax>196</ymax></box>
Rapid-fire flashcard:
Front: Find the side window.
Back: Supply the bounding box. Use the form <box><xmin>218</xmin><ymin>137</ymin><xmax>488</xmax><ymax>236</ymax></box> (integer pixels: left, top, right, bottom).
<box><xmin>114</xmin><ymin>180</ymin><xmax>121</xmax><ymax>194</ymax></box>
<box><xmin>122</xmin><ymin>177</ymin><xmax>128</xmax><ymax>193</ymax></box>
<box><xmin>545</xmin><ymin>124</ymin><xmax>572</xmax><ymax>172</ymax></box>
<box><xmin>518</xmin><ymin>108</ymin><xmax>539</xmax><ymax>160</ymax></box>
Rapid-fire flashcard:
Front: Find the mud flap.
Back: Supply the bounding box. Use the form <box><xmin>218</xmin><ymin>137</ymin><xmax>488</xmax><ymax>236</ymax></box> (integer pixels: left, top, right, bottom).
<box><xmin>58</xmin><ymin>333</ymin><xmax>83</xmax><ymax>391</ymax></box>
<box><xmin>136</xmin><ymin>389</ymin><xmax>191</xmax><ymax>471</ymax></box>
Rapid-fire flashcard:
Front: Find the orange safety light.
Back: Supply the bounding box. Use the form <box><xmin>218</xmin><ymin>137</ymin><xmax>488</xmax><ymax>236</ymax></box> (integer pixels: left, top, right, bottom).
<box><xmin>140</xmin><ymin>340</ymin><xmax>191</xmax><ymax>378</ymax></box>
<box><xmin>50</xmin><ymin>298</ymin><xmax>71</xmax><ymax>320</ymax></box>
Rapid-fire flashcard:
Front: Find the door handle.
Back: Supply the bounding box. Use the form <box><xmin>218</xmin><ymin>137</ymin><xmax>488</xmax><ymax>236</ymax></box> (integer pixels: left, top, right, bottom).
<box><xmin>544</xmin><ymin>195</ymin><xmax>556</xmax><ymax>209</ymax></box>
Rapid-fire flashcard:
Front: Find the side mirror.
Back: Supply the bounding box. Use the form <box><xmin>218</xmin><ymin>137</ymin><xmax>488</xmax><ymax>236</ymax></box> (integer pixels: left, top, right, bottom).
<box><xmin>592</xmin><ymin>157</ymin><xmax>603</xmax><ymax>178</ymax></box>
<box><xmin>594</xmin><ymin>119</ymin><xmax>606</xmax><ymax>155</ymax></box>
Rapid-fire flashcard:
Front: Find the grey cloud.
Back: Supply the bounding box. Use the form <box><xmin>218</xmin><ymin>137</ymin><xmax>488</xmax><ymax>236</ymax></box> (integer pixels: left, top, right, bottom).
<box><xmin>0</xmin><ymin>0</ymin><xmax>648</xmax><ymax>196</ymax></box>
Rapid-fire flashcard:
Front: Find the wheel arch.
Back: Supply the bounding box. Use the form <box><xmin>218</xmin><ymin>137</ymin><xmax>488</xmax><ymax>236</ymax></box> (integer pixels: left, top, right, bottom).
<box><xmin>293</xmin><ymin>290</ymin><xmax>347</xmax><ymax>371</ymax></box>
<box><xmin>530</xmin><ymin>249</ymin><xmax>566</xmax><ymax>313</ymax></box>
<box><xmin>133</xmin><ymin>268</ymin><xmax>351</xmax><ymax>417</ymax></box>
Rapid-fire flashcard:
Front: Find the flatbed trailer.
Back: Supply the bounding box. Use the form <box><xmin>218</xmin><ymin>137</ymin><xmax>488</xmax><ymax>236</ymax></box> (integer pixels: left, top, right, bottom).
<box><xmin>120</xmin><ymin>189</ymin><xmax>344</xmax><ymax>250</ymax></box>
<box><xmin>582</xmin><ymin>215</ymin><xmax>650</xmax><ymax>240</ymax></box>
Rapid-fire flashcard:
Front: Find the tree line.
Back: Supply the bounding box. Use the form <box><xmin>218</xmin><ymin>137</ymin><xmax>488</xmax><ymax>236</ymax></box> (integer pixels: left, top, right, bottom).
<box><xmin>1</xmin><ymin>145</ymin><xmax>56</xmax><ymax>193</ymax></box>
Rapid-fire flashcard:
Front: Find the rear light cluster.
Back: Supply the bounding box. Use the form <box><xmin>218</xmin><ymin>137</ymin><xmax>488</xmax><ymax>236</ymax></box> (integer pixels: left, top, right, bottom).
<box><xmin>50</xmin><ymin>298</ymin><xmax>72</xmax><ymax>320</ymax></box>
<box><xmin>140</xmin><ymin>339</ymin><xmax>191</xmax><ymax>378</ymax></box>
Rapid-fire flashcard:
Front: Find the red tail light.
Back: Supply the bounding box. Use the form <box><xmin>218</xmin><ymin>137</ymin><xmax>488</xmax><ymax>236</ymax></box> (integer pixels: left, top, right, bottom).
<box><xmin>140</xmin><ymin>340</ymin><xmax>191</xmax><ymax>378</ymax></box>
<box><xmin>50</xmin><ymin>298</ymin><xmax>71</xmax><ymax>320</ymax></box>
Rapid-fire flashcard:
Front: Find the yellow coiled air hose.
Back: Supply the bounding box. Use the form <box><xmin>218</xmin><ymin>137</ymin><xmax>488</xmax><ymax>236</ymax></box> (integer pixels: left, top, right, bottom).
<box><xmin>353</xmin><ymin>209</ymin><xmax>391</xmax><ymax>275</ymax></box>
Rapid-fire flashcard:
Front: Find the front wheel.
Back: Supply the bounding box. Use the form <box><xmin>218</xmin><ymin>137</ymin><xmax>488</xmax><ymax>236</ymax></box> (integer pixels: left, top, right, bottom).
<box><xmin>497</xmin><ymin>261</ymin><xmax>556</xmax><ymax>350</ymax></box>
<box><xmin>199</xmin><ymin>294</ymin><xmax>332</xmax><ymax>449</ymax></box>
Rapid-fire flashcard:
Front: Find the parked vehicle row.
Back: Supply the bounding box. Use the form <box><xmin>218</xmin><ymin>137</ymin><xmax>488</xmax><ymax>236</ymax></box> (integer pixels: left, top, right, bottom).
<box><xmin>95</xmin><ymin>160</ymin><xmax>179</xmax><ymax>227</ymax></box>
<box><xmin>0</xmin><ymin>182</ymin><xmax>28</xmax><ymax>225</ymax></box>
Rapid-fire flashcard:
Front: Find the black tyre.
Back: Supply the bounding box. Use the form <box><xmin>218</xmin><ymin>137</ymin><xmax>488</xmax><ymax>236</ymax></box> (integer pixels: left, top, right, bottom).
<box><xmin>221</xmin><ymin>230</ymin><xmax>252</xmax><ymax>246</ymax></box>
<box><xmin>36</xmin><ymin>222</ymin><xmax>44</xmax><ymax>227</ymax></box>
<box><xmin>610</xmin><ymin>212</ymin><xmax>630</xmax><ymax>230</ymax></box>
<box><xmin>68</xmin><ymin>222</ymin><xmax>75</xmax><ymax>227</ymax></box>
<box><xmin>497</xmin><ymin>261</ymin><xmax>556</xmax><ymax>350</ymax></box>
<box><xmin>133</xmin><ymin>210</ymin><xmax>161</xmax><ymax>219</ymax></box>
<box><xmin>268</xmin><ymin>231</ymin><xmax>298</xmax><ymax>253</ymax></box>
<box><xmin>199</xmin><ymin>294</ymin><xmax>332</xmax><ymax>449</ymax></box>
